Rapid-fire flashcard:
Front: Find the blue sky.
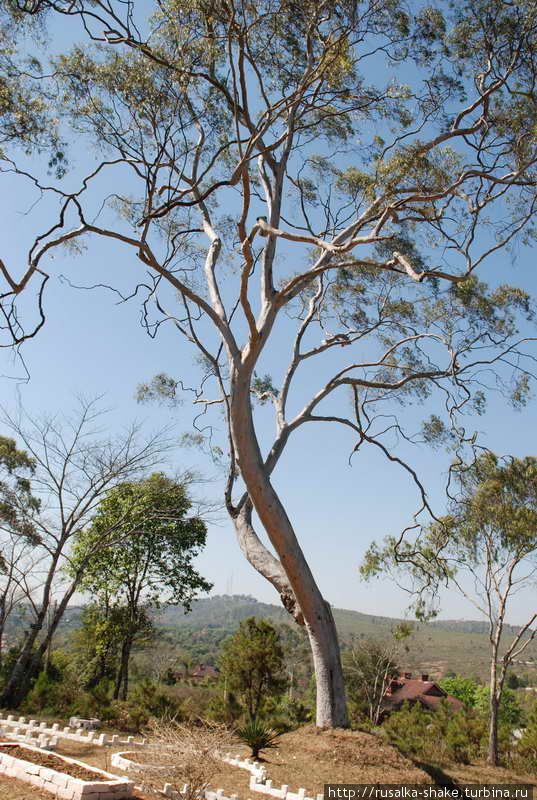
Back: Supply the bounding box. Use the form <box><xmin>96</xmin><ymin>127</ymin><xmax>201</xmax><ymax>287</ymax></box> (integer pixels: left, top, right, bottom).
<box><xmin>1</xmin><ymin>7</ymin><xmax>537</xmax><ymax>625</ymax></box>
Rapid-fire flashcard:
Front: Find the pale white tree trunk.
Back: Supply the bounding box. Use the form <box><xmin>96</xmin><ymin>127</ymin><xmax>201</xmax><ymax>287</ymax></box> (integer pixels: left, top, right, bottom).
<box><xmin>230</xmin><ymin>367</ymin><xmax>348</xmax><ymax>727</ymax></box>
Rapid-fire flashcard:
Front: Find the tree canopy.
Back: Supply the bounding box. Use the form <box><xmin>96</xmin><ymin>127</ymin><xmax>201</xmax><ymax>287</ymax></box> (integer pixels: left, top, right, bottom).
<box><xmin>71</xmin><ymin>472</ymin><xmax>212</xmax><ymax>698</ymax></box>
<box><xmin>362</xmin><ymin>453</ymin><xmax>537</xmax><ymax>762</ymax></box>
<box><xmin>218</xmin><ymin>616</ymin><xmax>288</xmax><ymax>723</ymax></box>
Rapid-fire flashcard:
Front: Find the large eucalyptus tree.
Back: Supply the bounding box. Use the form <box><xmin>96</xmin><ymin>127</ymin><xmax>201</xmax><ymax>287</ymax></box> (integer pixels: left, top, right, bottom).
<box><xmin>1</xmin><ymin>0</ymin><xmax>537</xmax><ymax>726</ymax></box>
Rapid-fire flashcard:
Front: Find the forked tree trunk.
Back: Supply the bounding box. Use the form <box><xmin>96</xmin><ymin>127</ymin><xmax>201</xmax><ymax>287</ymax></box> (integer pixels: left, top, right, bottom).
<box><xmin>230</xmin><ymin>368</ymin><xmax>348</xmax><ymax>728</ymax></box>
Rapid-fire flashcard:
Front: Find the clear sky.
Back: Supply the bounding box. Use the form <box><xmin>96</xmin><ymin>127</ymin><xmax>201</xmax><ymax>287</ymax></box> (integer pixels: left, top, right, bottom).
<box><xmin>1</xmin><ymin>6</ymin><xmax>537</xmax><ymax>626</ymax></box>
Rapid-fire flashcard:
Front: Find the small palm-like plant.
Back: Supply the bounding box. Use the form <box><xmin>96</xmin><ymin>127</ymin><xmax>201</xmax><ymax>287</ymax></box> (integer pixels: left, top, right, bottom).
<box><xmin>235</xmin><ymin>720</ymin><xmax>283</xmax><ymax>759</ymax></box>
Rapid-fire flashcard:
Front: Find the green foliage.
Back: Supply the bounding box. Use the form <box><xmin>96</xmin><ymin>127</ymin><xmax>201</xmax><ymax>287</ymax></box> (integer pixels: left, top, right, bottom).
<box><xmin>235</xmin><ymin>719</ymin><xmax>283</xmax><ymax>759</ymax></box>
<box><xmin>382</xmin><ymin>701</ymin><xmax>433</xmax><ymax>759</ymax></box>
<box><xmin>70</xmin><ymin>473</ymin><xmax>212</xmax><ymax>700</ymax></box>
<box><xmin>438</xmin><ymin>676</ymin><xmax>478</xmax><ymax>708</ymax></box>
<box><xmin>0</xmin><ymin>435</ymin><xmax>40</xmax><ymax>551</ymax></box>
<box><xmin>0</xmin><ymin>645</ymin><xmax>41</xmax><ymax>695</ymax></box>
<box><xmin>218</xmin><ymin>617</ymin><xmax>288</xmax><ymax>723</ymax></box>
<box><xmin>72</xmin><ymin>473</ymin><xmax>211</xmax><ymax>609</ymax></box>
<box><xmin>273</xmin><ymin>696</ymin><xmax>313</xmax><ymax>728</ymax></box>
<box><xmin>362</xmin><ymin>453</ymin><xmax>537</xmax><ymax>620</ymax></box>
<box><xmin>515</xmin><ymin>702</ymin><xmax>537</xmax><ymax>771</ymax></box>
<box><xmin>383</xmin><ymin>700</ymin><xmax>487</xmax><ymax>764</ymax></box>
<box><xmin>474</xmin><ymin>686</ymin><xmax>525</xmax><ymax>728</ymax></box>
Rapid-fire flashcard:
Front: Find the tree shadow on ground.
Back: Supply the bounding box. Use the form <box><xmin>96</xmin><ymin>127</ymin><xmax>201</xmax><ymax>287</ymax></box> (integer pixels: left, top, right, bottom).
<box><xmin>413</xmin><ymin>760</ymin><xmax>461</xmax><ymax>790</ymax></box>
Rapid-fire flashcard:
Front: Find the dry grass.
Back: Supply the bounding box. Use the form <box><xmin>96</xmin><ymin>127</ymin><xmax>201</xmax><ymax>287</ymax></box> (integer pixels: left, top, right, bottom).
<box><xmin>2</xmin><ymin>723</ymin><xmax>536</xmax><ymax>800</ymax></box>
<box><xmin>138</xmin><ymin>720</ymin><xmax>238</xmax><ymax>800</ymax></box>
<box><xmin>0</xmin><ymin>772</ymin><xmax>53</xmax><ymax>799</ymax></box>
<box><xmin>195</xmin><ymin>726</ymin><xmax>433</xmax><ymax>798</ymax></box>
<box><xmin>438</xmin><ymin>761</ymin><xmax>537</xmax><ymax>787</ymax></box>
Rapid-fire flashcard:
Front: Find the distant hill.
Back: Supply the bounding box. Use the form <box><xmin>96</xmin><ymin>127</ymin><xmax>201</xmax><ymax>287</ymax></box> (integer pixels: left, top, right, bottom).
<box><xmin>6</xmin><ymin>594</ymin><xmax>537</xmax><ymax>682</ymax></box>
<box><xmin>154</xmin><ymin>595</ymin><xmax>537</xmax><ymax>680</ymax></box>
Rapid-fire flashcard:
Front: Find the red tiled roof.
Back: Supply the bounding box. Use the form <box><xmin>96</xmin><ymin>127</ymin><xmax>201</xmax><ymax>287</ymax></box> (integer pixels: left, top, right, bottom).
<box><xmin>382</xmin><ymin>677</ymin><xmax>463</xmax><ymax>713</ymax></box>
<box><xmin>420</xmin><ymin>694</ymin><xmax>464</xmax><ymax>711</ymax></box>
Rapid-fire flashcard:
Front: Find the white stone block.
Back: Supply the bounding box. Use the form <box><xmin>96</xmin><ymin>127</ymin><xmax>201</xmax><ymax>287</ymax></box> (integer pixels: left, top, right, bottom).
<box><xmin>57</xmin><ymin>785</ymin><xmax>75</xmax><ymax>800</ymax></box>
<box><xmin>52</xmin><ymin>771</ymin><xmax>69</xmax><ymax>787</ymax></box>
<box><xmin>7</xmin><ymin>714</ymin><xmax>14</xmax><ymax>721</ymax></box>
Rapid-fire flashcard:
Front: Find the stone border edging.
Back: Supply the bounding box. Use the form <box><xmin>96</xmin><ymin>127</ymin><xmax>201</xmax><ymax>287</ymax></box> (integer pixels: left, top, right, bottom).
<box><xmin>0</xmin><ymin>741</ymin><xmax>134</xmax><ymax>799</ymax></box>
<box><xmin>112</xmin><ymin>748</ymin><xmax>323</xmax><ymax>800</ymax></box>
<box><xmin>0</xmin><ymin>713</ymin><xmax>146</xmax><ymax>749</ymax></box>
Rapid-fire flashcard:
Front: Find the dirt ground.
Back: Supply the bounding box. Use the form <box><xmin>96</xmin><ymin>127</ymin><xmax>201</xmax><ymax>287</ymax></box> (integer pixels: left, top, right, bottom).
<box><xmin>0</xmin><ymin>726</ymin><xmax>432</xmax><ymax>799</ymax></box>
<box><xmin>188</xmin><ymin>726</ymin><xmax>433</xmax><ymax>798</ymax></box>
<box><xmin>1</xmin><ymin>725</ymin><xmax>536</xmax><ymax>800</ymax></box>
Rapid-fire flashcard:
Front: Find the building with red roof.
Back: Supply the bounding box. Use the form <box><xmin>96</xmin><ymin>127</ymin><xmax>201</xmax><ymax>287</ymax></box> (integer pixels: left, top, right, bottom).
<box><xmin>381</xmin><ymin>672</ymin><xmax>464</xmax><ymax>718</ymax></box>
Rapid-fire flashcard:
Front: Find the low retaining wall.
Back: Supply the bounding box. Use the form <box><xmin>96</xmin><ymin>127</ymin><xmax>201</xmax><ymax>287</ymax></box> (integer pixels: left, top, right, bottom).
<box><xmin>222</xmin><ymin>754</ymin><xmax>323</xmax><ymax>800</ymax></box>
<box><xmin>0</xmin><ymin>742</ymin><xmax>134</xmax><ymax>799</ymax></box>
<box><xmin>112</xmin><ymin>749</ymin><xmax>323</xmax><ymax>800</ymax></box>
<box><xmin>0</xmin><ymin>723</ymin><xmax>56</xmax><ymax>750</ymax></box>
<box><xmin>0</xmin><ymin>713</ymin><xmax>145</xmax><ymax>749</ymax></box>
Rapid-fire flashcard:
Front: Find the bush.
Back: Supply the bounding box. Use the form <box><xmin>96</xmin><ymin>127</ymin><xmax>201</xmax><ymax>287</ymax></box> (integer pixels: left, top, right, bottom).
<box><xmin>206</xmin><ymin>691</ymin><xmax>243</xmax><ymax>725</ymax></box>
<box><xmin>513</xmin><ymin>703</ymin><xmax>537</xmax><ymax>772</ymax></box>
<box><xmin>438</xmin><ymin>676</ymin><xmax>478</xmax><ymax>708</ymax></box>
<box><xmin>141</xmin><ymin>720</ymin><xmax>236</xmax><ymax>800</ymax></box>
<box><xmin>23</xmin><ymin>668</ymin><xmax>79</xmax><ymax>715</ymax></box>
<box><xmin>382</xmin><ymin>702</ymin><xmax>433</xmax><ymax>759</ymax></box>
<box><xmin>235</xmin><ymin>719</ymin><xmax>283</xmax><ymax>759</ymax></box>
<box><xmin>474</xmin><ymin>686</ymin><xmax>525</xmax><ymax>727</ymax></box>
<box><xmin>104</xmin><ymin>680</ymin><xmax>183</xmax><ymax>732</ymax></box>
<box><xmin>382</xmin><ymin>700</ymin><xmax>488</xmax><ymax>765</ymax></box>
<box><xmin>273</xmin><ymin>696</ymin><xmax>312</xmax><ymax>729</ymax></box>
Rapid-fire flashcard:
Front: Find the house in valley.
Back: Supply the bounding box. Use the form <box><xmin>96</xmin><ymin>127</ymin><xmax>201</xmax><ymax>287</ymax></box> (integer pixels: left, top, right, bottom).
<box><xmin>381</xmin><ymin>672</ymin><xmax>464</xmax><ymax>718</ymax></box>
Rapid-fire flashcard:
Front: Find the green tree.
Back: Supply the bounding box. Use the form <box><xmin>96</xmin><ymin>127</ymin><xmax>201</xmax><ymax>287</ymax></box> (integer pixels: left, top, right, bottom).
<box><xmin>71</xmin><ymin>603</ymin><xmax>137</xmax><ymax>692</ymax></box>
<box><xmin>363</xmin><ymin>454</ymin><xmax>537</xmax><ymax>764</ymax></box>
<box><xmin>474</xmin><ymin>685</ymin><xmax>524</xmax><ymax>728</ymax></box>
<box><xmin>438</xmin><ymin>676</ymin><xmax>479</xmax><ymax>709</ymax></box>
<box><xmin>0</xmin><ymin>435</ymin><xmax>39</xmax><ymax>669</ymax></box>
<box><xmin>2</xmin><ymin>0</ymin><xmax>537</xmax><ymax>727</ymax></box>
<box><xmin>71</xmin><ymin>473</ymin><xmax>212</xmax><ymax>700</ymax></box>
<box><xmin>218</xmin><ymin>617</ymin><xmax>288</xmax><ymax>723</ymax></box>
<box><xmin>0</xmin><ymin>400</ymin><xmax>174</xmax><ymax>709</ymax></box>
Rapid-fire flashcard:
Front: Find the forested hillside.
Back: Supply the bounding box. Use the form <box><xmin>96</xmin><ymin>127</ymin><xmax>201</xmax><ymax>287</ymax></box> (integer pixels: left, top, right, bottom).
<box><xmin>7</xmin><ymin>595</ymin><xmax>535</xmax><ymax>682</ymax></box>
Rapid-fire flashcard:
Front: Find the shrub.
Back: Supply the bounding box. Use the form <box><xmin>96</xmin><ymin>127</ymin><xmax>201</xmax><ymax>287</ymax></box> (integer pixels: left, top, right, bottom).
<box><xmin>382</xmin><ymin>700</ymin><xmax>488</xmax><ymax>765</ymax></box>
<box><xmin>235</xmin><ymin>720</ymin><xmax>283</xmax><ymax>759</ymax></box>
<box><xmin>140</xmin><ymin>720</ymin><xmax>236</xmax><ymax>800</ymax></box>
<box><xmin>514</xmin><ymin>703</ymin><xmax>537</xmax><ymax>772</ymax></box>
<box><xmin>382</xmin><ymin>702</ymin><xmax>433</xmax><ymax>759</ymax></box>
<box><xmin>273</xmin><ymin>696</ymin><xmax>312</xmax><ymax>729</ymax></box>
<box><xmin>438</xmin><ymin>676</ymin><xmax>478</xmax><ymax>708</ymax></box>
